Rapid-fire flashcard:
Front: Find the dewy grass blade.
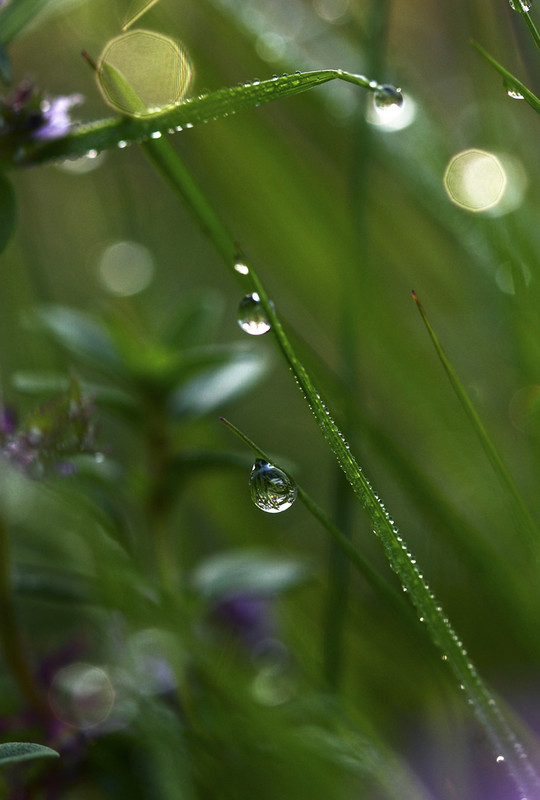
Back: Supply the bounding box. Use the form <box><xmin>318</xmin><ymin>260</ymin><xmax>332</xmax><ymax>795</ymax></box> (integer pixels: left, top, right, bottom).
<box><xmin>412</xmin><ymin>290</ymin><xmax>539</xmax><ymax>550</ymax></box>
<box><xmin>472</xmin><ymin>40</ymin><xmax>540</xmax><ymax>114</ymax></box>
<box><xmin>140</xmin><ymin>130</ymin><xmax>540</xmax><ymax>797</ymax></box>
<box><xmin>219</xmin><ymin>417</ymin><xmax>416</xmax><ymax>629</ymax></box>
<box><xmin>17</xmin><ymin>69</ymin><xmax>388</xmax><ymax>166</ymax></box>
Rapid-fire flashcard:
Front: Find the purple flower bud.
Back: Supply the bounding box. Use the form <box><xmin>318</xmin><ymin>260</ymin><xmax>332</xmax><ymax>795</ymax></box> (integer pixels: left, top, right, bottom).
<box><xmin>32</xmin><ymin>94</ymin><xmax>84</xmax><ymax>141</ymax></box>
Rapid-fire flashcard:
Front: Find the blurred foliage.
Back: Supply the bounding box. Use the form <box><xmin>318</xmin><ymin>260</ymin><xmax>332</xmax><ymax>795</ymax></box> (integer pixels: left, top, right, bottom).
<box><xmin>0</xmin><ymin>0</ymin><xmax>540</xmax><ymax>798</ymax></box>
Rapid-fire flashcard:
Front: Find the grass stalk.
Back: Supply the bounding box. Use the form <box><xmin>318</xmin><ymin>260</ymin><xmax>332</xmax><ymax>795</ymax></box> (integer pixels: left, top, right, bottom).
<box><xmin>412</xmin><ymin>290</ymin><xmax>539</xmax><ymax>550</ymax></box>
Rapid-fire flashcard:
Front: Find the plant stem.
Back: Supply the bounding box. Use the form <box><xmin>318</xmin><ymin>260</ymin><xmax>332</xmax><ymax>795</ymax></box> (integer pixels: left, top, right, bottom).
<box><xmin>412</xmin><ymin>290</ymin><xmax>539</xmax><ymax>550</ymax></box>
<box><xmin>141</xmin><ymin>134</ymin><xmax>540</xmax><ymax>799</ymax></box>
<box><xmin>0</xmin><ymin>515</ymin><xmax>47</xmax><ymax>714</ymax></box>
<box><xmin>523</xmin><ymin>11</ymin><xmax>540</xmax><ymax>52</ymax></box>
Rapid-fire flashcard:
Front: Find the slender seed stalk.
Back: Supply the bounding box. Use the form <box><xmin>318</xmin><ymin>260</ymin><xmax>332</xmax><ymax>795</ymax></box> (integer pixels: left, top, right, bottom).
<box><xmin>0</xmin><ymin>516</ymin><xmax>48</xmax><ymax>715</ymax></box>
<box><xmin>412</xmin><ymin>290</ymin><xmax>539</xmax><ymax>550</ymax></box>
<box><xmin>139</xmin><ymin>133</ymin><xmax>540</xmax><ymax>797</ymax></box>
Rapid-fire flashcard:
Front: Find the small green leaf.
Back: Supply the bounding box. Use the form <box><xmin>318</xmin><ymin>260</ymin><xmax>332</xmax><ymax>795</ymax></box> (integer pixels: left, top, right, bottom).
<box><xmin>0</xmin><ymin>742</ymin><xmax>59</xmax><ymax>767</ymax></box>
<box><xmin>0</xmin><ymin>171</ymin><xmax>17</xmax><ymax>255</ymax></box>
<box><xmin>192</xmin><ymin>550</ymin><xmax>309</xmax><ymax>600</ymax></box>
<box><xmin>29</xmin><ymin>306</ymin><xmax>125</xmax><ymax>375</ymax></box>
<box><xmin>167</xmin><ymin>347</ymin><xmax>270</xmax><ymax>419</ymax></box>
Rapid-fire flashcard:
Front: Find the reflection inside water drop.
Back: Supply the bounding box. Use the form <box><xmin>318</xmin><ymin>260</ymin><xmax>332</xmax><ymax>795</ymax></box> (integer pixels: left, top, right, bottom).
<box><xmin>249</xmin><ymin>459</ymin><xmax>297</xmax><ymax>513</ymax></box>
<box><xmin>237</xmin><ymin>292</ymin><xmax>271</xmax><ymax>335</ymax></box>
<box><xmin>374</xmin><ymin>84</ymin><xmax>403</xmax><ymax>113</ymax></box>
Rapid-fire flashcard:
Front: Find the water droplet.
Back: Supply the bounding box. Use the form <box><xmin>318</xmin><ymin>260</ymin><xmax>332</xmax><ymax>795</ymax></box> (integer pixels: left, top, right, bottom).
<box><xmin>234</xmin><ymin>262</ymin><xmax>250</xmax><ymax>276</ymax></box>
<box><xmin>237</xmin><ymin>292</ymin><xmax>271</xmax><ymax>335</ymax></box>
<box><xmin>374</xmin><ymin>84</ymin><xmax>404</xmax><ymax>113</ymax></box>
<box><xmin>496</xmin><ymin>755</ymin><xmax>505</xmax><ymax>763</ymax></box>
<box><xmin>509</xmin><ymin>0</ymin><xmax>531</xmax><ymax>10</ymax></box>
<box><xmin>507</xmin><ymin>87</ymin><xmax>524</xmax><ymax>99</ymax></box>
<box><xmin>249</xmin><ymin>459</ymin><xmax>297</xmax><ymax>514</ymax></box>
<box><xmin>151</xmin><ymin>131</ymin><xmax>162</xmax><ymax>139</ymax></box>
<box><xmin>117</xmin><ymin>140</ymin><xmax>128</xmax><ymax>148</ymax></box>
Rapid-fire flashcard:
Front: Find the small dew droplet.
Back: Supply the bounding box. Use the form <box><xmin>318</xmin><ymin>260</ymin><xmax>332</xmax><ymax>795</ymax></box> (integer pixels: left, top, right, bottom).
<box><xmin>249</xmin><ymin>459</ymin><xmax>297</xmax><ymax>514</ymax></box>
<box><xmin>117</xmin><ymin>140</ymin><xmax>128</xmax><ymax>149</ymax></box>
<box><xmin>507</xmin><ymin>86</ymin><xmax>524</xmax><ymax>100</ymax></box>
<box><xmin>509</xmin><ymin>0</ymin><xmax>532</xmax><ymax>10</ymax></box>
<box><xmin>150</xmin><ymin>131</ymin><xmax>162</xmax><ymax>139</ymax></box>
<box><xmin>237</xmin><ymin>292</ymin><xmax>271</xmax><ymax>335</ymax></box>
<box><xmin>496</xmin><ymin>755</ymin><xmax>505</xmax><ymax>763</ymax></box>
<box><xmin>374</xmin><ymin>84</ymin><xmax>404</xmax><ymax>113</ymax></box>
<box><xmin>234</xmin><ymin>262</ymin><xmax>250</xmax><ymax>276</ymax></box>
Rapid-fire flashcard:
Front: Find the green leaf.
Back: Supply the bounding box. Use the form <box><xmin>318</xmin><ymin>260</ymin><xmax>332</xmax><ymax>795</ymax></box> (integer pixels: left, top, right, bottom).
<box><xmin>20</xmin><ymin>69</ymin><xmax>383</xmax><ymax>166</ymax></box>
<box><xmin>192</xmin><ymin>549</ymin><xmax>309</xmax><ymax>600</ymax></box>
<box><xmin>0</xmin><ymin>742</ymin><xmax>59</xmax><ymax>767</ymax></box>
<box><xmin>0</xmin><ymin>0</ymin><xmax>87</xmax><ymax>46</ymax></box>
<box><xmin>0</xmin><ymin>171</ymin><xmax>16</xmax><ymax>255</ymax></box>
<box><xmin>167</xmin><ymin>347</ymin><xmax>270</xmax><ymax>419</ymax></box>
<box><xmin>28</xmin><ymin>306</ymin><xmax>125</xmax><ymax>374</ymax></box>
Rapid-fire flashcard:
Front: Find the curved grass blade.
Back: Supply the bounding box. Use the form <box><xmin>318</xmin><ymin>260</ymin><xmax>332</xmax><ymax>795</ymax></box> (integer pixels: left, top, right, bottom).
<box><xmin>472</xmin><ymin>39</ymin><xmax>540</xmax><ymax>114</ymax></box>
<box><xmin>140</xmin><ymin>134</ymin><xmax>540</xmax><ymax>799</ymax></box>
<box><xmin>18</xmin><ymin>69</ymin><xmax>385</xmax><ymax>166</ymax></box>
<box><xmin>412</xmin><ymin>290</ymin><xmax>539</xmax><ymax>550</ymax></box>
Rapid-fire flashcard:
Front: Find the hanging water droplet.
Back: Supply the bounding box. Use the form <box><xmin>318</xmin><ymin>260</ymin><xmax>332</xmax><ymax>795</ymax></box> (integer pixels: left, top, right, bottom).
<box><xmin>117</xmin><ymin>140</ymin><xmax>128</xmax><ymax>149</ymax></box>
<box><xmin>249</xmin><ymin>459</ymin><xmax>297</xmax><ymax>514</ymax></box>
<box><xmin>234</xmin><ymin>262</ymin><xmax>250</xmax><ymax>276</ymax></box>
<box><xmin>509</xmin><ymin>0</ymin><xmax>532</xmax><ymax>10</ymax></box>
<box><xmin>237</xmin><ymin>292</ymin><xmax>271</xmax><ymax>335</ymax></box>
<box><xmin>374</xmin><ymin>84</ymin><xmax>404</xmax><ymax>113</ymax></box>
<box><xmin>507</xmin><ymin>85</ymin><xmax>524</xmax><ymax>100</ymax></box>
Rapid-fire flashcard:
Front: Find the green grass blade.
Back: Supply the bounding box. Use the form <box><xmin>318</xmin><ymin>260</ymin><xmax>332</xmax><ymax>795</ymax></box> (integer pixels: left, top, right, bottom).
<box><xmin>16</xmin><ymin>69</ymin><xmax>386</xmax><ymax>166</ymax></box>
<box><xmin>139</xmin><ymin>132</ymin><xmax>540</xmax><ymax>798</ymax></box>
<box><xmin>412</xmin><ymin>290</ymin><xmax>539</xmax><ymax>550</ymax></box>
<box><xmin>472</xmin><ymin>39</ymin><xmax>540</xmax><ymax>113</ymax></box>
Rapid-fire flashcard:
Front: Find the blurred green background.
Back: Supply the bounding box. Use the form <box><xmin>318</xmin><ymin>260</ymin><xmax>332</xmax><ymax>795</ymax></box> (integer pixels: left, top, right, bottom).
<box><xmin>2</xmin><ymin>0</ymin><xmax>540</xmax><ymax>797</ymax></box>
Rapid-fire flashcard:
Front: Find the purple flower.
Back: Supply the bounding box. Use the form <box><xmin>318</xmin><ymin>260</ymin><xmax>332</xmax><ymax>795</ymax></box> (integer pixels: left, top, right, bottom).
<box><xmin>33</xmin><ymin>94</ymin><xmax>84</xmax><ymax>141</ymax></box>
<box><xmin>0</xmin><ymin>380</ymin><xmax>98</xmax><ymax>479</ymax></box>
<box><xmin>212</xmin><ymin>592</ymin><xmax>277</xmax><ymax>655</ymax></box>
<box><xmin>0</xmin><ymin>82</ymin><xmax>83</xmax><ymax>145</ymax></box>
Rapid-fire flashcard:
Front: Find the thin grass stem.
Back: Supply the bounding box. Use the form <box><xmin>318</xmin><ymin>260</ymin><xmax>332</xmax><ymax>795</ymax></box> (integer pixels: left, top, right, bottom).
<box><xmin>412</xmin><ymin>290</ymin><xmax>539</xmax><ymax>551</ymax></box>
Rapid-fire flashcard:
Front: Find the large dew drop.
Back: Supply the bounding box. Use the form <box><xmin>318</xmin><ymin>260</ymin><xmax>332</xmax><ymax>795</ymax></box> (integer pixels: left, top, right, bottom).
<box><xmin>249</xmin><ymin>459</ymin><xmax>297</xmax><ymax>513</ymax></box>
<box><xmin>374</xmin><ymin>84</ymin><xmax>403</xmax><ymax>113</ymax></box>
<box><xmin>509</xmin><ymin>0</ymin><xmax>532</xmax><ymax>10</ymax></box>
<box><xmin>237</xmin><ymin>293</ymin><xmax>271</xmax><ymax>336</ymax></box>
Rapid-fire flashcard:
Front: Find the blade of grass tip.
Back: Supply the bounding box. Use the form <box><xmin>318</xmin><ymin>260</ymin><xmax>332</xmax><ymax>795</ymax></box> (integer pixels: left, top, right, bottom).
<box><xmin>218</xmin><ymin>417</ymin><xmax>413</xmax><ymax>626</ymax></box>
<box><xmin>136</xmin><ymin>90</ymin><xmax>540</xmax><ymax>798</ymax></box>
<box><xmin>412</xmin><ymin>290</ymin><xmax>539</xmax><ymax>551</ymax></box>
<box><xmin>471</xmin><ymin>39</ymin><xmax>540</xmax><ymax>113</ymax></box>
